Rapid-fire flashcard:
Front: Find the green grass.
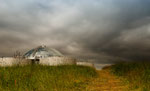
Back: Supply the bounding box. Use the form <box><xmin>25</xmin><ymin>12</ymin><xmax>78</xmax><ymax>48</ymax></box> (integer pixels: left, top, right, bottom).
<box><xmin>111</xmin><ymin>62</ymin><xmax>150</xmax><ymax>91</ymax></box>
<box><xmin>0</xmin><ymin>65</ymin><xmax>97</xmax><ymax>91</ymax></box>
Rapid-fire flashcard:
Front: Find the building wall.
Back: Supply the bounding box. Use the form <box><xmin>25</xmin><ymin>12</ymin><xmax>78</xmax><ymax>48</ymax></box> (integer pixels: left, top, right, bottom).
<box><xmin>0</xmin><ymin>57</ymin><xmax>15</xmax><ymax>66</ymax></box>
<box><xmin>76</xmin><ymin>62</ymin><xmax>94</xmax><ymax>67</ymax></box>
<box><xmin>0</xmin><ymin>57</ymin><xmax>94</xmax><ymax>68</ymax></box>
<box><xmin>0</xmin><ymin>57</ymin><xmax>31</xmax><ymax>66</ymax></box>
<box><xmin>39</xmin><ymin>57</ymin><xmax>76</xmax><ymax>66</ymax></box>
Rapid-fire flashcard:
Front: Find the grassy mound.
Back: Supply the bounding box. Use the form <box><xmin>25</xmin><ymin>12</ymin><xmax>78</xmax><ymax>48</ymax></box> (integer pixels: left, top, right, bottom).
<box><xmin>0</xmin><ymin>65</ymin><xmax>97</xmax><ymax>91</ymax></box>
<box><xmin>111</xmin><ymin>62</ymin><xmax>150</xmax><ymax>90</ymax></box>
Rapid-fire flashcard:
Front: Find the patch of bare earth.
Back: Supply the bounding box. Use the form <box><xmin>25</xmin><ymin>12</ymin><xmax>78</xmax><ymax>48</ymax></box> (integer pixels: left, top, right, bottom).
<box><xmin>86</xmin><ymin>68</ymin><xmax>129</xmax><ymax>91</ymax></box>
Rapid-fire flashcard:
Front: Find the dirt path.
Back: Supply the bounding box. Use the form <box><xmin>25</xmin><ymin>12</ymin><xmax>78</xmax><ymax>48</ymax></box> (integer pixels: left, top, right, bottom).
<box><xmin>86</xmin><ymin>68</ymin><xmax>129</xmax><ymax>91</ymax></box>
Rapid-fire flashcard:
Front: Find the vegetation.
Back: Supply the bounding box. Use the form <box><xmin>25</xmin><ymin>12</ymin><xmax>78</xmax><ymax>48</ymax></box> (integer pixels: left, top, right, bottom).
<box><xmin>111</xmin><ymin>62</ymin><xmax>150</xmax><ymax>91</ymax></box>
<box><xmin>0</xmin><ymin>65</ymin><xmax>97</xmax><ymax>91</ymax></box>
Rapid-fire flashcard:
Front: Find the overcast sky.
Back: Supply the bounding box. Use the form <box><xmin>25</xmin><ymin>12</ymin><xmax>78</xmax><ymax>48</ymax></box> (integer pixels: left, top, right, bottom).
<box><xmin>0</xmin><ymin>0</ymin><xmax>150</xmax><ymax>63</ymax></box>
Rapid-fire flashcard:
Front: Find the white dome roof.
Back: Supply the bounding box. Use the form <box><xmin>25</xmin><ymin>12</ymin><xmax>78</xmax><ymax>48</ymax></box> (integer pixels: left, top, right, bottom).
<box><xmin>24</xmin><ymin>46</ymin><xmax>63</xmax><ymax>59</ymax></box>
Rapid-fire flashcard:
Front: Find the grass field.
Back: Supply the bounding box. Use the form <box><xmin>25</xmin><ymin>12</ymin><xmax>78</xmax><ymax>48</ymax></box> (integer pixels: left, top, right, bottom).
<box><xmin>0</xmin><ymin>65</ymin><xmax>97</xmax><ymax>91</ymax></box>
<box><xmin>111</xmin><ymin>62</ymin><xmax>150</xmax><ymax>91</ymax></box>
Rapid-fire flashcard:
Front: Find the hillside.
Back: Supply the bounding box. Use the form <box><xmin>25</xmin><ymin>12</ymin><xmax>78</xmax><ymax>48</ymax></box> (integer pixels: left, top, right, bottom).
<box><xmin>0</xmin><ymin>62</ymin><xmax>149</xmax><ymax>91</ymax></box>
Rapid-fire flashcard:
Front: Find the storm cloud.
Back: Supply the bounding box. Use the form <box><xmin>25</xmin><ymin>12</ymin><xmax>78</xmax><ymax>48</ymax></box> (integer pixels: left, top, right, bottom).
<box><xmin>0</xmin><ymin>0</ymin><xmax>150</xmax><ymax>63</ymax></box>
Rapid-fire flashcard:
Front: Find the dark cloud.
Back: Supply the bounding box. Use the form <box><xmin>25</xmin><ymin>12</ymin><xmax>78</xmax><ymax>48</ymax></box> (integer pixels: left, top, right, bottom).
<box><xmin>0</xmin><ymin>0</ymin><xmax>150</xmax><ymax>63</ymax></box>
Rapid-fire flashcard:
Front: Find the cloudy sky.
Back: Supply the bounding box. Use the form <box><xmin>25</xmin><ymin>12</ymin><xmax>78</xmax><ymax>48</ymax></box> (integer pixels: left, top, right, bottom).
<box><xmin>0</xmin><ymin>0</ymin><xmax>150</xmax><ymax>63</ymax></box>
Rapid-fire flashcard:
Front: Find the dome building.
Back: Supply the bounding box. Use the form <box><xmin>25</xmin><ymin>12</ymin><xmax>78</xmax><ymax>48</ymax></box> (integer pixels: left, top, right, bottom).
<box><xmin>24</xmin><ymin>45</ymin><xmax>63</xmax><ymax>59</ymax></box>
<box><xmin>23</xmin><ymin>45</ymin><xmax>76</xmax><ymax>66</ymax></box>
<box><xmin>0</xmin><ymin>45</ymin><xmax>94</xmax><ymax>67</ymax></box>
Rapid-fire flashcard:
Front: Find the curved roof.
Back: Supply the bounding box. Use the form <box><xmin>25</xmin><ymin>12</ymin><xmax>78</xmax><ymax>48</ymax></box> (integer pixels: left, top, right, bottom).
<box><xmin>24</xmin><ymin>46</ymin><xmax>63</xmax><ymax>59</ymax></box>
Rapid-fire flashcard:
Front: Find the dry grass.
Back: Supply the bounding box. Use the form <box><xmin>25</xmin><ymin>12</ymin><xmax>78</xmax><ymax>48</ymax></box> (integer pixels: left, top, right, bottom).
<box><xmin>86</xmin><ymin>67</ymin><xmax>129</xmax><ymax>91</ymax></box>
<box><xmin>0</xmin><ymin>65</ymin><xmax>97</xmax><ymax>91</ymax></box>
<box><xmin>111</xmin><ymin>62</ymin><xmax>150</xmax><ymax>91</ymax></box>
